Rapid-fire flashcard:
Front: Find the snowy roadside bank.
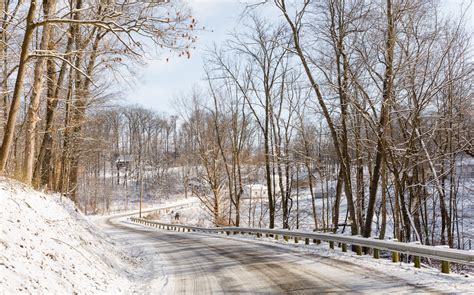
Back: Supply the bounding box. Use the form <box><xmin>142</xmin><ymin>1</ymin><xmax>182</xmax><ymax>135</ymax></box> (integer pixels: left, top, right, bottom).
<box><xmin>0</xmin><ymin>177</ymin><xmax>137</xmax><ymax>294</ymax></box>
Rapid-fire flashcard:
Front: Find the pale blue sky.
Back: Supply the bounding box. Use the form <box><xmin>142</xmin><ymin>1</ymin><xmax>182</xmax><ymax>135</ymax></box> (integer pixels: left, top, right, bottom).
<box><xmin>126</xmin><ymin>1</ymin><xmax>251</xmax><ymax>114</ymax></box>
<box><xmin>124</xmin><ymin>0</ymin><xmax>473</xmax><ymax>114</ymax></box>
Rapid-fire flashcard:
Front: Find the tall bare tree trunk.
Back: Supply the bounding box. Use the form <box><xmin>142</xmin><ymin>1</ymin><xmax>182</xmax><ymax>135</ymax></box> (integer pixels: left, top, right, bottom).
<box><xmin>0</xmin><ymin>0</ymin><xmax>37</xmax><ymax>173</ymax></box>
<box><xmin>23</xmin><ymin>0</ymin><xmax>56</xmax><ymax>184</ymax></box>
<box><xmin>0</xmin><ymin>0</ymin><xmax>6</xmax><ymax>126</ymax></box>
<box><xmin>277</xmin><ymin>0</ymin><xmax>358</xmax><ymax>235</ymax></box>
<box><xmin>363</xmin><ymin>0</ymin><xmax>396</xmax><ymax>238</ymax></box>
<box><xmin>34</xmin><ymin>7</ymin><xmax>76</xmax><ymax>188</ymax></box>
<box><xmin>379</xmin><ymin>157</ymin><xmax>387</xmax><ymax>239</ymax></box>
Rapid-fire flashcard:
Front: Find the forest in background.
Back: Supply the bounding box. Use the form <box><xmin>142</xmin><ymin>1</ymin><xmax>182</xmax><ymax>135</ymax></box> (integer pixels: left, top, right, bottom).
<box><xmin>0</xmin><ymin>0</ymin><xmax>473</xmax><ymax>250</ymax></box>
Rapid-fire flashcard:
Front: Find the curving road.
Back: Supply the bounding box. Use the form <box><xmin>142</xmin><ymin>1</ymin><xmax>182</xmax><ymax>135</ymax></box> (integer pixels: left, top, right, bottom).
<box><xmin>96</xmin><ymin>212</ymin><xmax>441</xmax><ymax>294</ymax></box>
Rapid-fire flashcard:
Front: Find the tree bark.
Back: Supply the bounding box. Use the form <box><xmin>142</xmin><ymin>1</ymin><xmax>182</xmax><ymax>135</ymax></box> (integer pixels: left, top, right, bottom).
<box><xmin>34</xmin><ymin>6</ymin><xmax>76</xmax><ymax>188</ymax></box>
<box><xmin>363</xmin><ymin>0</ymin><xmax>396</xmax><ymax>238</ymax></box>
<box><xmin>0</xmin><ymin>0</ymin><xmax>37</xmax><ymax>173</ymax></box>
<box><xmin>276</xmin><ymin>0</ymin><xmax>358</xmax><ymax>235</ymax></box>
<box><xmin>23</xmin><ymin>0</ymin><xmax>56</xmax><ymax>184</ymax></box>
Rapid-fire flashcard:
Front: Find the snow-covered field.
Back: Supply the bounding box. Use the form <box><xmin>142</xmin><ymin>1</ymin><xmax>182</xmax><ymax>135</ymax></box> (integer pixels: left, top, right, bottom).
<box><xmin>0</xmin><ymin>177</ymin><xmax>137</xmax><ymax>294</ymax></box>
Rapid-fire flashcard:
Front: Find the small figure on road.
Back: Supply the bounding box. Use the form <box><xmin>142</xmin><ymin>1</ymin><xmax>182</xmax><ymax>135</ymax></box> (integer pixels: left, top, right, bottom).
<box><xmin>174</xmin><ymin>212</ymin><xmax>180</xmax><ymax>221</ymax></box>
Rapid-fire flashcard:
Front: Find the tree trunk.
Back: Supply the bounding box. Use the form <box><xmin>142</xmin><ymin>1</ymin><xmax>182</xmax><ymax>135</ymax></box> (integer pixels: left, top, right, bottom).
<box><xmin>277</xmin><ymin>1</ymin><xmax>358</xmax><ymax>235</ymax></box>
<box><xmin>69</xmin><ymin>28</ymin><xmax>101</xmax><ymax>201</ymax></box>
<box><xmin>35</xmin><ymin>13</ymin><xmax>76</xmax><ymax>188</ymax></box>
<box><xmin>23</xmin><ymin>0</ymin><xmax>56</xmax><ymax>184</ymax></box>
<box><xmin>0</xmin><ymin>0</ymin><xmax>37</xmax><ymax>173</ymax></box>
<box><xmin>363</xmin><ymin>0</ymin><xmax>396</xmax><ymax>238</ymax></box>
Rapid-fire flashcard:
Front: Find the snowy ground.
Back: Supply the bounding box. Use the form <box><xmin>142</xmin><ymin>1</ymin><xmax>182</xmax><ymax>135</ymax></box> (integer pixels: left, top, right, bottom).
<box><xmin>0</xmin><ymin>177</ymin><xmax>200</xmax><ymax>294</ymax></box>
<box><xmin>0</xmin><ymin>177</ymin><xmax>137</xmax><ymax>294</ymax></box>
<box><xmin>2</xmin><ymin>176</ymin><xmax>472</xmax><ymax>294</ymax></box>
<box><xmin>151</xmin><ymin>193</ymin><xmax>348</xmax><ymax>231</ymax></box>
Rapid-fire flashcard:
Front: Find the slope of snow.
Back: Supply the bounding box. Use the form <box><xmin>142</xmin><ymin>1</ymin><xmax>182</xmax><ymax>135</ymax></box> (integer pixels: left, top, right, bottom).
<box><xmin>0</xmin><ymin>177</ymin><xmax>137</xmax><ymax>294</ymax></box>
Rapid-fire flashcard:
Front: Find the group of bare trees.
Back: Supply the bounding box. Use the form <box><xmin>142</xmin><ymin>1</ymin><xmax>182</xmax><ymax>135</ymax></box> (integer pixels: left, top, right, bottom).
<box><xmin>75</xmin><ymin>105</ymin><xmax>180</xmax><ymax>214</ymax></box>
<box><xmin>175</xmin><ymin>0</ymin><xmax>473</xmax><ymax>249</ymax></box>
<box><xmin>0</xmin><ymin>0</ymin><xmax>194</xmax><ymax>200</ymax></box>
<box><xmin>1</xmin><ymin>0</ymin><xmax>472</xmax><ymax>249</ymax></box>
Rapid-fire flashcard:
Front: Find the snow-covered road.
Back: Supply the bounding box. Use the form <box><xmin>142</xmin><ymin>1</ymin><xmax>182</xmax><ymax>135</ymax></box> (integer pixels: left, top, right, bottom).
<box><xmin>95</xmin><ymin>213</ymin><xmax>447</xmax><ymax>294</ymax></box>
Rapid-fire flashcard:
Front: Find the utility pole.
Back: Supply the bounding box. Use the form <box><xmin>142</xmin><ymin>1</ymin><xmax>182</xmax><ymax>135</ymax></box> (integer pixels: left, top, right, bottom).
<box><xmin>139</xmin><ymin>163</ymin><xmax>143</xmax><ymax>218</ymax></box>
<box><xmin>296</xmin><ymin>164</ymin><xmax>299</xmax><ymax>229</ymax></box>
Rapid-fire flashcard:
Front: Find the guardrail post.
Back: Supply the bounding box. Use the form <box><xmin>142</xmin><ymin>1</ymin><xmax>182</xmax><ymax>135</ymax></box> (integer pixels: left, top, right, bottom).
<box><xmin>284</xmin><ymin>235</ymin><xmax>289</xmax><ymax>242</ymax></box>
<box><xmin>441</xmin><ymin>261</ymin><xmax>450</xmax><ymax>274</ymax></box>
<box><xmin>355</xmin><ymin>245</ymin><xmax>362</xmax><ymax>256</ymax></box>
<box><xmin>275</xmin><ymin>234</ymin><xmax>279</xmax><ymax>240</ymax></box>
<box><xmin>342</xmin><ymin>243</ymin><xmax>347</xmax><ymax>252</ymax></box>
<box><xmin>314</xmin><ymin>239</ymin><xmax>321</xmax><ymax>244</ymax></box>
<box><xmin>294</xmin><ymin>237</ymin><xmax>299</xmax><ymax>243</ymax></box>
<box><xmin>266</xmin><ymin>234</ymin><xmax>269</xmax><ymax>238</ymax></box>
<box><xmin>305</xmin><ymin>238</ymin><xmax>310</xmax><ymax>245</ymax></box>
<box><xmin>436</xmin><ymin>245</ymin><xmax>450</xmax><ymax>274</ymax></box>
<box><xmin>392</xmin><ymin>239</ymin><xmax>399</xmax><ymax>262</ymax></box>
<box><xmin>373</xmin><ymin>248</ymin><xmax>380</xmax><ymax>259</ymax></box>
<box><xmin>188</xmin><ymin>229</ymin><xmax>191</xmax><ymax>232</ymax></box>
<box><xmin>226</xmin><ymin>231</ymin><xmax>230</xmax><ymax>236</ymax></box>
<box><xmin>329</xmin><ymin>241</ymin><xmax>334</xmax><ymax>249</ymax></box>
<box><xmin>392</xmin><ymin>251</ymin><xmax>400</xmax><ymax>262</ymax></box>
<box><xmin>413</xmin><ymin>255</ymin><xmax>420</xmax><ymax>268</ymax></box>
<box><xmin>257</xmin><ymin>233</ymin><xmax>261</xmax><ymax>238</ymax></box>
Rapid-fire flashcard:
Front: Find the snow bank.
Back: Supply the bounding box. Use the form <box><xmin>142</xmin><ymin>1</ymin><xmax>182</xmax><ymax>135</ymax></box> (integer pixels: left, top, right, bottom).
<box><xmin>0</xmin><ymin>177</ymin><xmax>135</xmax><ymax>294</ymax></box>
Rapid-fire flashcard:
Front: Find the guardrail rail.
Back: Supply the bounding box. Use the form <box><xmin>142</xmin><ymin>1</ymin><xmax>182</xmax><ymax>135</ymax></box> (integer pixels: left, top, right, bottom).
<box><xmin>130</xmin><ymin>217</ymin><xmax>474</xmax><ymax>274</ymax></box>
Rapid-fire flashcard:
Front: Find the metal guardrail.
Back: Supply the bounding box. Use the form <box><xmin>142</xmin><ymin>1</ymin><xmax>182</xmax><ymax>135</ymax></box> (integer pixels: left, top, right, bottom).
<box><xmin>130</xmin><ymin>217</ymin><xmax>474</xmax><ymax>273</ymax></box>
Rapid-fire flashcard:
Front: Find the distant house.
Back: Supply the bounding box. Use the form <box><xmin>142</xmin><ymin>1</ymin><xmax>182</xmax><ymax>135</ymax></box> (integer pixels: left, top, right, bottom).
<box><xmin>116</xmin><ymin>155</ymin><xmax>133</xmax><ymax>170</ymax></box>
<box><xmin>457</xmin><ymin>157</ymin><xmax>474</xmax><ymax>179</ymax></box>
<box><xmin>243</xmin><ymin>183</ymin><xmax>287</xmax><ymax>200</ymax></box>
<box><xmin>243</xmin><ymin>184</ymin><xmax>268</xmax><ymax>200</ymax></box>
